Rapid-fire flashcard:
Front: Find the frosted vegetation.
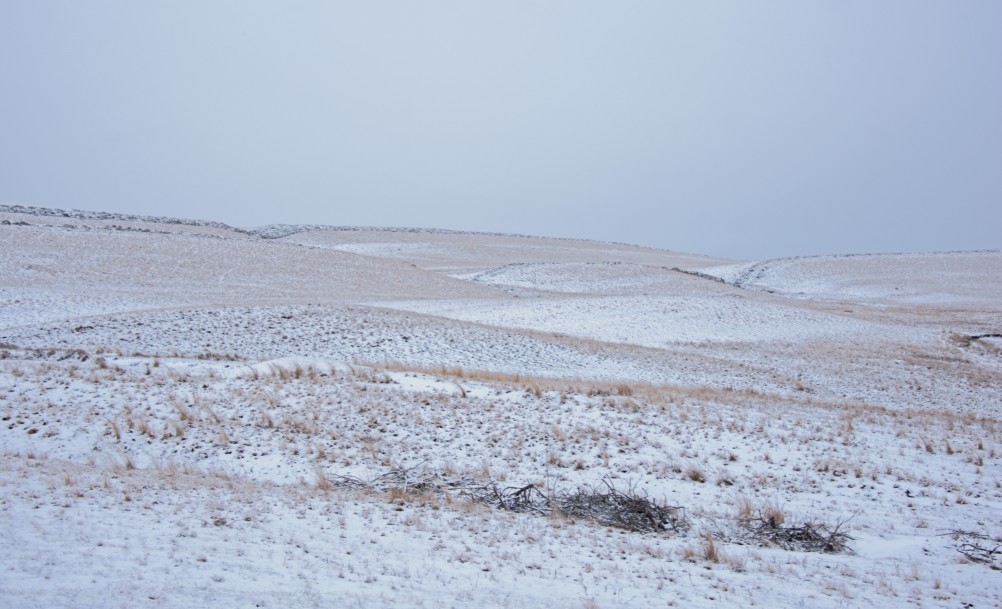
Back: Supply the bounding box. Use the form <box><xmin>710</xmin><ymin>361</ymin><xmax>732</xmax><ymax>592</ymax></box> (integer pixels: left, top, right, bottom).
<box><xmin>2</xmin><ymin>205</ymin><xmax>1000</xmax><ymax>608</ymax></box>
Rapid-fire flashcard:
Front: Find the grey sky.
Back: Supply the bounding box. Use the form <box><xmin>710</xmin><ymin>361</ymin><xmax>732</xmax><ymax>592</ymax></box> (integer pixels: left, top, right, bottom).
<box><xmin>2</xmin><ymin>1</ymin><xmax>999</xmax><ymax>260</ymax></box>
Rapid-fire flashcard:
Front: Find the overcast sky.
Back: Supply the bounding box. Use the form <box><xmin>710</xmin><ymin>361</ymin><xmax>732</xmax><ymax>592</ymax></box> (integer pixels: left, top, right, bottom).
<box><xmin>2</xmin><ymin>2</ymin><xmax>999</xmax><ymax>260</ymax></box>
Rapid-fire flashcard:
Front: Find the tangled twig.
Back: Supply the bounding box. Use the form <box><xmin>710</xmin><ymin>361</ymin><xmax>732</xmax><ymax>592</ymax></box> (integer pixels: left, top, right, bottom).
<box><xmin>942</xmin><ymin>530</ymin><xmax>1001</xmax><ymax>566</ymax></box>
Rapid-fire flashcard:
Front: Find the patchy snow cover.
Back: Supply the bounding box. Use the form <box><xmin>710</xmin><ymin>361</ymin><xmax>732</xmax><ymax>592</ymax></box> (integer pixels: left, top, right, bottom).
<box><xmin>1</xmin><ymin>208</ymin><xmax>1001</xmax><ymax>608</ymax></box>
<box><xmin>384</xmin><ymin>293</ymin><xmax>907</xmax><ymax>345</ymax></box>
<box><xmin>704</xmin><ymin>250</ymin><xmax>1002</xmax><ymax>305</ymax></box>
<box><xmin>222</xmin><ymin>357</ymin><xmax>357</xmax><ymax>380</ymax></box>
<box><xmin>470</xmin><ymin>261</ymin><xmax>692</xmax><ymax>295</ymax></box>
<box><xmin>0</xmin><ymin>222</ymin><xmax>502</xmax><ymax>330</ymax></box>
<box><xmin>280</xmin><ymin>228</ymin><xmax>732</xmax><ymax>275</ymax></box>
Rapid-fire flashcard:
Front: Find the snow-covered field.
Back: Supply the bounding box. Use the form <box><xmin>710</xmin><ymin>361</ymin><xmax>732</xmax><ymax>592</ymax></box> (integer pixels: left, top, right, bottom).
<box><xmin>2</xmin><ymin>205</ymin><xmax>1000</xmax><ymax>608</ymax></box>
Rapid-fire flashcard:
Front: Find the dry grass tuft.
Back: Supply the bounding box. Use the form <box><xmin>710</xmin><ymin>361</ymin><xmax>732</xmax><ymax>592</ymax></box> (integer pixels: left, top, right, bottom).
<box><xmin>683</xmin><ymin>532</ymin><xmax>723</xmax><ymax>564</ymax></box>
<box><xmin>685</xmin><ymin>463</ymin><xmax>707</xmax><ymax>483</ymax></box>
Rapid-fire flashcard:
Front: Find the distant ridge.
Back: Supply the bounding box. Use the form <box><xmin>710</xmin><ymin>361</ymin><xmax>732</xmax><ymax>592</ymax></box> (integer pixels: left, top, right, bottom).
<box><xmin>249</xmin><ymin>223</ymin><xmax>549</xmax><ymax>240</ymax></box>
<box><xmin>2</xmin><ymin>204</ymin><xmax>684</xmax><ymax>252</ymax></box>
<box><xmin>0</xmin><ymin>204</ymin><xmax>580</xmax><ymax>243</ymax></box>
<box><xmin>0</xmin><ymin>203</ymin><xmax>244</xmax><ymax>232</ymax></box>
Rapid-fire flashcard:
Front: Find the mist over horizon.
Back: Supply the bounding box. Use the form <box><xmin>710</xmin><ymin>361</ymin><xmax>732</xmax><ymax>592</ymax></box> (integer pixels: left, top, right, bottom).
<box><xmin>2</xmin><ymin>2</ymin><xmax>1000</xmax><ymax>260</ymax></box>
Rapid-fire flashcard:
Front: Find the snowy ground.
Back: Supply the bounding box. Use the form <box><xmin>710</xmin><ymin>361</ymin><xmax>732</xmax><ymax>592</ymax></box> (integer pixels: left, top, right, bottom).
<box><xmin>2</xmin><ymin>206</ymin><xmax>1000</xmax><ymax>608</ymax></box>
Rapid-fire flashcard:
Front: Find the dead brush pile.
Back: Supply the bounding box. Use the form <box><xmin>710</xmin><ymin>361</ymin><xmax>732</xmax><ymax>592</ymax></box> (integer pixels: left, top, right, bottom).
<box><xmin>319</xmin><ymin>466</ymin><xmax>688</xmax><ymax>534</ymax></box>
<box><xmin>464</xmin><ymin>477</ymin><xmax>689</xmax><ymax>534</ymax></box>
<box><xmin>726</xmin><ymin>511</ymin><xmax>854</xmax><ymax>554</ymax></box>
<box><xmin>319</xmin><ymin>465</ymin><xmax>471</xmax><ymax>497</ymax></box>
<box><xmin>321</xmin><ymin>466</ymin><xmax>858</xmax><ymax>551</ymax></box>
